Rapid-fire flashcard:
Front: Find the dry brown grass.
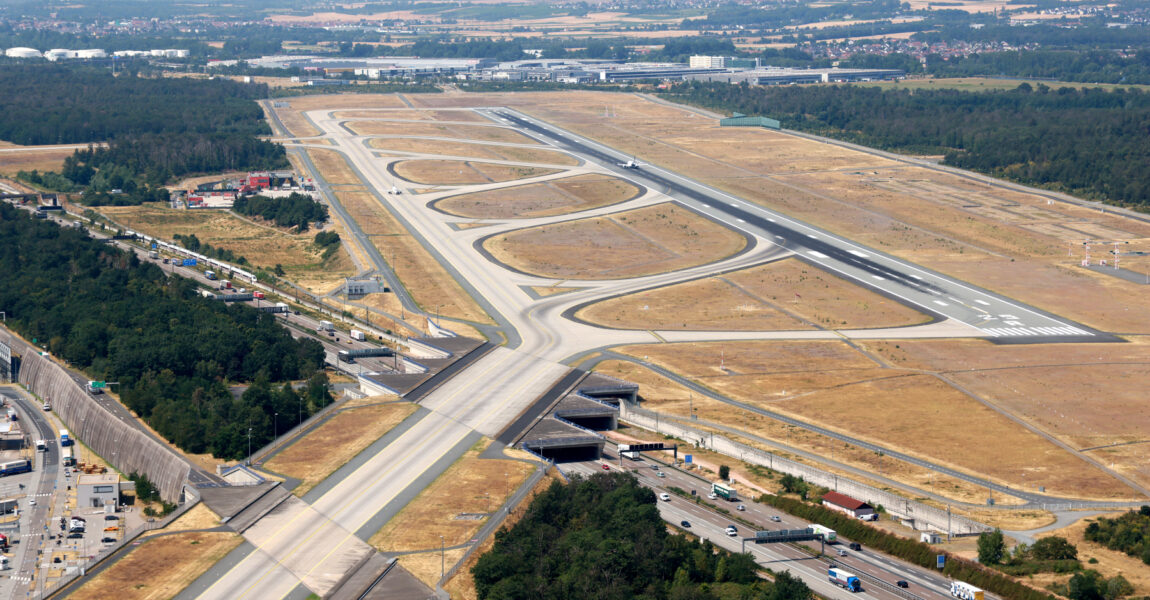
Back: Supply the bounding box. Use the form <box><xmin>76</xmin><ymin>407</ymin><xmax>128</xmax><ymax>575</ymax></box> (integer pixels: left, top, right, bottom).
<box><xmin>369</xmin><ymin>137</ymin><xmax>578</xmax><ymax>166</ymax></box>
<box><xmin>369</xmin><ymin>439</ymin><xmax>537</xmax><ymax>552</ymax></box>
<box><xmin>577</xmin><ymin>257</ymin><xmax>929</xmax><ymax>330</ymax></box>
<box><xmin>485</xmin><ymin>202</ymin><xmax>746</xmax><ymax>279</ymax></box>
<box><xmin>334</xmin><ymin>109</ymin><xmax>486</xmax><ymax>122</ymax></box>
<box><xmin>0</xmin><ymin>147</ymin><xmax>76</xmax><ymax>175</ymax></box>
<box><xmin>95</xmin><ymin>204</ymin><xmax>354</xmax><ymax>294</ymax></box>
<box><xmin>348</xmin><ymin>120</ymin><xmax>538</xmax><ymax>145</ymax></box>
<box><xmin>442</xmin><ymin>467</ymin><xmax>565</xmax><ymax>600</ymax></box>
<box><xmin>70</xmin><ymin>531</ymin><xmax>242</xmax><ymax>600</ymax></box>
<box><xmin>435</xmin><ymin>174</ymin><xmax>639</xmax><ymax>219</ymax></box>
<box><xmin>266</xmin><ymin>403</ymin><xmax>416</xmax><ymax>496</ymax></box>
<box><xmin>392</xmin><ymin>159</ymin><xmax>560</xmax><ymax>185</ymax></box>
<box><xmin>141</xmin><ymin>504</ymin><xmax>221</xmax><ymax>537</ymax></box>
<box><xmin>594</xmin><ymin>358</ymin><xmax>1029</xmax><ymax>506</ymax></box>
<box><xmin>335</xmin><ymin>188</ymin><xmax>494</xmax><ymax>324</ymax></box>
<box><xmin>609</xmin><ymin>341</ymin><xmax>1136</xmax><ymax>500</ymax></box>
<box><xmin>1035</xmin><ymin>512</ymin><xmax>1150</xmax><ymax>596</ymax></box>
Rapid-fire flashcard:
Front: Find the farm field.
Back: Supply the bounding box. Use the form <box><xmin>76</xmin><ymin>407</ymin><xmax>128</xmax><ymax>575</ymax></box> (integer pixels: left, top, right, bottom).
<box><xmin>483</xmin><ymin>202</ymin><xmax>747</xmax><ymax>279</ymax></box>
<box><xmin>576</xmin><ymin>257</ymin><xmax>930</xmax><ymax>330</ymax></box>
<box><xmin>434</xmin><ymin>174</ymin><xmax>638</xmax><ymax>219</ymax></box>
<box><xmin>0</xmin><ymin>146</ymin><xmax>77</xmax><ymax>176</ymax></box>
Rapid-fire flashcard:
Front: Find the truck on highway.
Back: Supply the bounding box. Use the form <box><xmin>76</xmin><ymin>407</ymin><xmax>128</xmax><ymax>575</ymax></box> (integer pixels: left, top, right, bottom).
<box><xmin>808</xmin><ymin>524</ymin><xmax>837</xmax><ymax>542</ymax></box>
<box><xmin>950</xmin><ymin>581</ymin><xmax>984</xmax><ymax>600</ymax></box>
<box><xmin>205</xmin><ymin>270</ymin><xmax>217</xmax><ymax>280</ymax></box>
<box><xmin>253</xmin><ymin>291</ymin><xmax>265</xmax><ymax>299</ymax></box>
<box><xmin>35</xmin><ymin>439</ymin><xmax>46</xmax><ymax>452</ymax></box>
<box><xmin>318</xmin><ymin>320</ymin><xmax>334</xmax><ymax>332</ymax></box>
<box><xmin>61</xmin><ymin>446</ymin><xmax>75</xmax><ymax>467</ymax></box>
<box><xmin>350</xmin><ymin>329</ymin><xmax>366</xmax><ymax>341</ymax></box>
<box><xmin>828</xmin><ymin>568</ymin><xmax>861</xmax><ymax>592</ymax></box>
<box><xmin>59</xmin><ymin>429</ymin><xmax>72</xmax><ymax>446</ymax></box>
<box><xmin>712</xmin><ymin>482</ymin><xmax>738</xmax><ymax>501</ymax></box>
<box><xmin>148</xmin><ymin>251</ymin><xmax>159</xmax><ymax>259</ymax></box>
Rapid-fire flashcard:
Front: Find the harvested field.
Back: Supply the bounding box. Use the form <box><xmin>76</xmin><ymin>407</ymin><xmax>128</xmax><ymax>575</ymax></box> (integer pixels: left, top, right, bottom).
<box><xmin>285</xmin><ymin>94</ymin><xmax>408</xmax><ymax>112</ymax></box>
<box><xmin>435</xmin><ymin>174</ymin><xmax>639</xmax><ymax>219</ymax></box>
<box><xmin>392</xmin><ymin>159</ymin><xmax>560</xmax><ymax>185</ymax></box>
<box><xmin>369</xmin><ymin>137</ymin><xmax>578</xmax><ymax>166</ymax></box>
<box><xmin>307</xmin><ymin>148</ymin><xmax>361</xmax><ymax>185</ymax></box>
<box><xmin>485</xmin><ymin>202</ymin><xmax>746</xmax><ymax>279</ymax></box>
<box><xmin>369</xmin><ymin>439</ymin><xmax>537</xmax><ymax>553</ymax></box>
<box><xmin>95</xmin><ymin>204</ymin><xmax>354</xmax><ymax>294</ymax></box>
<box><xmin>336</xmin><ymin>189</ymin><xmax>494</xmax><ymax>324</ymax></box>
<box><xmin>611</xmin><ymin>341</ymin><xmax>1137</xmax><ymax>500</ymax></box>
<box><xmin>0</xmin><ymin>146</ymin><xmax>76</xmax><ymax>175</ymax></box>
<box><xmin>70</xmin><ymin>529</ymin><xmax>241</xmax><ymax>600</ymax></box>
<box><xmin>266</xmin><ymin>402</ymin><xmax>416</xmax><ymax>497</ymax></box>
<box><xmin>347</xmin><ymin>120</ymin><xmax>538</xmax><ymax>145</ymax></box>
<box><xmin>576</xmin><ymin>257</ymin><xmax>929</xmax><ymax>330</ymax></box>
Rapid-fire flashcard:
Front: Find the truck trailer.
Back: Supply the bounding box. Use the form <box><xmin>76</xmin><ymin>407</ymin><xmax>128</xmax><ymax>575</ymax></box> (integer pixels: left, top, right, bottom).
<box><xmin>808</xmin><ymin>524</ymin><xmax>837</xmax><ymax>542</ymax></box>
<box><xmin>59</xmin><ymin>429</ymin><xmax>72</xmax><ymax>447</ymax></box>
<box><xmin>711</xmin><ymin>482</ymin><xmax>738</xmax><ymax>501</ymax></box>
<box><xmin>828</xmin><ymin>568</ymin><xmax>861</xmax><ymax>592</ymax></box>
<box><xmin>950</xmin><ymin>581</ymin><xmax>984</xmax><ymax>600</ymax></box>
<box><xmin>350</xmin><ymin>329</ymin><xmax>366</xmax><ymax>341</ymax></box>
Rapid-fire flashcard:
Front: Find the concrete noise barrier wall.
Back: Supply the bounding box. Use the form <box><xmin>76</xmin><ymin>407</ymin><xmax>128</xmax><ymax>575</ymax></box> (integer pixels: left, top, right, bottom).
<box><xmin>18</xmin><ymin>352</ymin><xmax>191</xmax><ymax>503</ymax></box>
<box><xmin>621</xmin><ymin>403</ymin><xmax>989</xmax><ymax>536</ymax></box>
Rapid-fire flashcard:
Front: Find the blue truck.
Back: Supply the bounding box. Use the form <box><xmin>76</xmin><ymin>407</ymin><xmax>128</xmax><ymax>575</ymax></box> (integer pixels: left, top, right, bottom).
<box><xmin>829</xmin><ymin>568</ymin><xmax>861</xmax><ymax>592</ymax></box>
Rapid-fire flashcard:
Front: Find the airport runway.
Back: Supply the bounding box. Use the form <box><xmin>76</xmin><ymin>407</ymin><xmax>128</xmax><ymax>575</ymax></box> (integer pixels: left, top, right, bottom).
<box><xmin>487</xmin><ymin>109</ymin><xmax>1114</xmax><ymax>345</ymax></box>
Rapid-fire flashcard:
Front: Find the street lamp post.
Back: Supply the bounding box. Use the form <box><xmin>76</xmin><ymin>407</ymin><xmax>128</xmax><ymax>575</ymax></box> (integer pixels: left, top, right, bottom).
<box><xmin>274</xmin><ymin>412</ymin><xmax>278</xmax><ymax>443</ymax></box>
<box><xmin>247</xmin><ymin>427</ymin><xmax>252</xmax><ymax>465</ymax></box>
<box><xmin>440</xmin><ymin>535</ymin><xmax>445</xmax><ymax>580</ymax></box>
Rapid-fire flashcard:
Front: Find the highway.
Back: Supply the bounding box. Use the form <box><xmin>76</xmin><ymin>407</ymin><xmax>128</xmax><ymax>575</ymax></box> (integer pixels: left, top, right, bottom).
<box><xmin>566</xmin><ymin>453</ymin><xmax>960</xmax><ymax>600</ymax></box>
<box><xmin>488</xmin><ymin>109</ymin><xmax>1109</xmax><ymax>344</ymax></box>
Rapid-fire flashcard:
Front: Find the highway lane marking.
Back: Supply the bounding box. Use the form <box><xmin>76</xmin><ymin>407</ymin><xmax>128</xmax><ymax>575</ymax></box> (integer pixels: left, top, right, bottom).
<box><xmin>807</xmin><ymin>251</ymin><xmax>828</xmax><ymax>259</ymax></box>
<box><xmin>933</xmin><ymin>300</ymin><xmax>948</xmax><ymax>306</ymax></box>
<box><xmin>848</xmin><ymin>250</ymin><xmax>868</xmax><ymax>258</ymax></box>
<box><xmin>974</xmin><ymin>299</ymin><xmax>990</xmax><ymax>306</ymax></box>
<box><xmin>872</xmin><ymin>275</ymin><xmax>885</xmax><ymax>281</ymax></box>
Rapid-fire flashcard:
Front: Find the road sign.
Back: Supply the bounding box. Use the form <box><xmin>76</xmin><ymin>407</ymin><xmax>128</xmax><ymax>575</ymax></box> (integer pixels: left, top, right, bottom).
<box><xmin>937</xmin><ymin>554</ymin><xmax>945</xmax><ymax>569</ymax></box>
<box><xmin>182</xmin><ymin>258</ymin><xmax>197</xmax><ymax>267</ymax></box>
<box><xmin>618</xmin><ymin>442</ymin><xmax>667</xmax><ymax>453</ymax></box>
<box><xmin>684</xmin><ymin>455</ymin><xmax>692</xmax><ymax>464</ymax></box>
<box><xmin>88</xmin><ymin>381</ymin><xmax>106</xmax><ymax>389</ymax></box>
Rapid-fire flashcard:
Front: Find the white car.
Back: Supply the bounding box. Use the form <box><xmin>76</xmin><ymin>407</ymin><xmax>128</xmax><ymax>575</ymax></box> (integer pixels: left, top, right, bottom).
<box><xmin>726</xmin><ymin>526</ymin><xmax>738</xmax><ymax>537</ymax></box>
<box><xmin>707</xmin><ymin>493</ymin><xmax>717</xmax><ymax>500</ymax></box>
<box><xmin>659</xmin><ymin>493</ymin><xmax>670</xmax><ymax>502</ymax></box>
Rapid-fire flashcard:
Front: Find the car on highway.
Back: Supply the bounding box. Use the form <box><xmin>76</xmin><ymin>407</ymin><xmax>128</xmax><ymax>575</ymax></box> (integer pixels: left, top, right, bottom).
<box><xmin>101</xmin><ymin>537</ymin><xmax>116</xmax><ymax>544</ymax></box>
<box><xmin>897</xmin><ymin>581</ymin><xmax>909</xmax><ymax>588</ymax></box>
<box><xmin>770</xmin><ymin>515</ymin><xmax>781</xmax><ymax>522</ymax></box>
<box><xmin>42</xmin><ymin>403</ymin><xmax>50</xmax><ymax>411</ymax></box>
<box><xmin>707</xmin><ymin>493</ymin><xmax>717</xmax><ymax>500</ymax></box>
<box><xmin>104</xmin><ymin>515</ymin><xmax>119</xmax><ymax>521</ymax></box>
<box><xmin>659</xmin><ymin>493</ymin><xmax>670</xmax><ymax>501</ymax></box>
<box><xmin>849</xmin><ymin>542</ymin><xmax>862</xmax><ymax>551</ymax></box>
<box><xmin>601</xmin><ymin>463</ymin><xmax>610</xmax><ymax>470</ymax></box>
<box><xmin>736</xmin><ymin>504</ymin><xmax>746</xmax><ymax>511</ymax></box>
<box><xmin>680</xmin><ymin>520</ymin><xmax>691</xmax><ymax>528</ymax></box>
<box><xmin>725</xmin><ymin>525</ymin><xmax>738</xmax><ymax>536</ymax></box>
<box><xmin>656</xmin><ymin>472</ymin><xmax>666</xmax><ymax>478</ymax></box>
<box><xmin>837</xmin><ymin>549</ymin><xmax>848</xmax><ymax>557</ymax></box>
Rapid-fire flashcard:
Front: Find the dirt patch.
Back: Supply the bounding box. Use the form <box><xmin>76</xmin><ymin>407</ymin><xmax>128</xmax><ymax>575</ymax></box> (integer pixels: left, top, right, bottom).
<box><xmin>435</xmin><ymin>174</ymin><xmax>638</xmax><ymax>219</ymax></box>
<box><xmin>577</xmin><ymin>257</ymin><xmax>929</xmax><ymax>330</ymax></box>
<box><xmin>609</xmin><ymin>341</ymin><xmax>1136</xmax><ymax>501</ymax></box>
<box><xmin>369</xmin><ymin>137</ymin><xmax>578</xmax><ymax>166</ymax></box>
<box><xmin>348</xmin><ymin>120</ymin><xmax>539</xmax><ymax>145</ymax></box>
<box><xmin>485</xmin><ymin>202</ymin><xmax>746</xmax><ymax>279</ymax></box>
<box><xmin>335</xmin><ymin>189</ymin><xmax>494</xmax><ymax>324</ymax></box>
<box><xmin>392</xmin><ymin>159</ymin><xmax>560</xmax><ymax>185</ymax></box>
<box><xmin>70</xmin><ymin>530</ymin><xmax>242</xmax><ymax>600</ymax></box>
<box><xmin>265</xmin><ymin>402</ymin><xmax>416</xmax><ymax>497</ymax></box>
<box><xmin>369</xmin><ymin>438</ymin><xmax>537</xmax><ymax>553</ymax></box>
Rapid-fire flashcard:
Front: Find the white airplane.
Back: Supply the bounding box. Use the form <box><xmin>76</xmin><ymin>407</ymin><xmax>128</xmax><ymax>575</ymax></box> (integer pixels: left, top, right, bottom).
<box><xmin>619</xmin><ymin>158</ymin><xmax>642</xmax><ymax>169</ymax></box>
<box><xmin>387</xmin><ymin>186</ymin><xmax>402</xmax><ymax>195</ymax></box>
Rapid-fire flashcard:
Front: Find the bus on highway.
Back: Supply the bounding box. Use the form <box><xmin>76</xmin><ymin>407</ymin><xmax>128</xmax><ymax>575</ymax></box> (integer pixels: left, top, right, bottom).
<box><xmin>0</xmin><ymin>459</ymin><xmax>31</xmax><ymax>477</ymax></box>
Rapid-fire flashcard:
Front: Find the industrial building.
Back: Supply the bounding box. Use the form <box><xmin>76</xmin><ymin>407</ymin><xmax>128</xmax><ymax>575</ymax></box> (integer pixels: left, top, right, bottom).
<box><xmin>685</xmin><ymin>67</ymin><xmax>905</xmax><ymax>85</ymax></box>
<box><xmin>245</xmin><ymin>55</ymin><xmax>487</xmax><ymax>79</ymax></box>
<box><xmin>4</xmin><ymin>47</ymin><xmax>41</xmax><ymax>59</ymax></box>
<box><xmin>689</xmin><ymin>55</ymin><xmax>729</xmax><ymax>68</ymax></box>
<box><xmin>77</xmin><ymin>473</ymin><xmax>121</xmax><ymax>509</ymax></box>
<box><xmin>821</xmin><ymin>491</ymin><xmax>877</xmax><ymax>520</ymax></box>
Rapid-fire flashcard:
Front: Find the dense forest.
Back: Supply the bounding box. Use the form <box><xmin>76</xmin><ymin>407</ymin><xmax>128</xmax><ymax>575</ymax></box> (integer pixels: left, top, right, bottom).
<box><xmin>0</xmin><ymin>204</ymin><xmax>328</xmax><ymax>458</ymax></box>
<box><xmin>660</xmin><ymin>82</ymin><xmax>1150</xmax><ymax>206</ymax></box>
<box><xmin>233</xmin><ymin>192</ymin><xmax>328</xmax><ymax>231</ymax></box>
<box><xmin>0</xmin><ymin>65</ymin><xmax>286</xmax><ymax>205</ymax></box>
<box><xmin>472</xmin><ymin>472</ymin><xmax>810</xmax><ymax>600</ymax></box>
<box><xmin>1084</xmin><ymin>507</ymin><xmax>1150</xmax><ymax>565</ymax></box>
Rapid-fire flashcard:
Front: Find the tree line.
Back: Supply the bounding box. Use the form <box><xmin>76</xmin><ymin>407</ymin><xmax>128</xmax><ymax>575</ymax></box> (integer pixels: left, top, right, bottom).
<box><xmin>233</xmin><ymin>192</ymin><xmax>328</xmax><ymax>231</ymax></box>
<box><xmin>0</xmin><ymin>204</ymin><xmax>328</xmax><ymax>458</ymax></box>
<box><xmin>1084</xmin><ymin>506</ymin><xmax>1150</xmax><ymax>565</ymax></box>
<box><xmin>473</xmin><ymin>472</ymin><xmax>811</xmax><ymax>600</ymax></box>
<box><xmin>659</xmin><ymin>81</ymin><xmax>1150</xmax><ymax>207</ymax></box>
